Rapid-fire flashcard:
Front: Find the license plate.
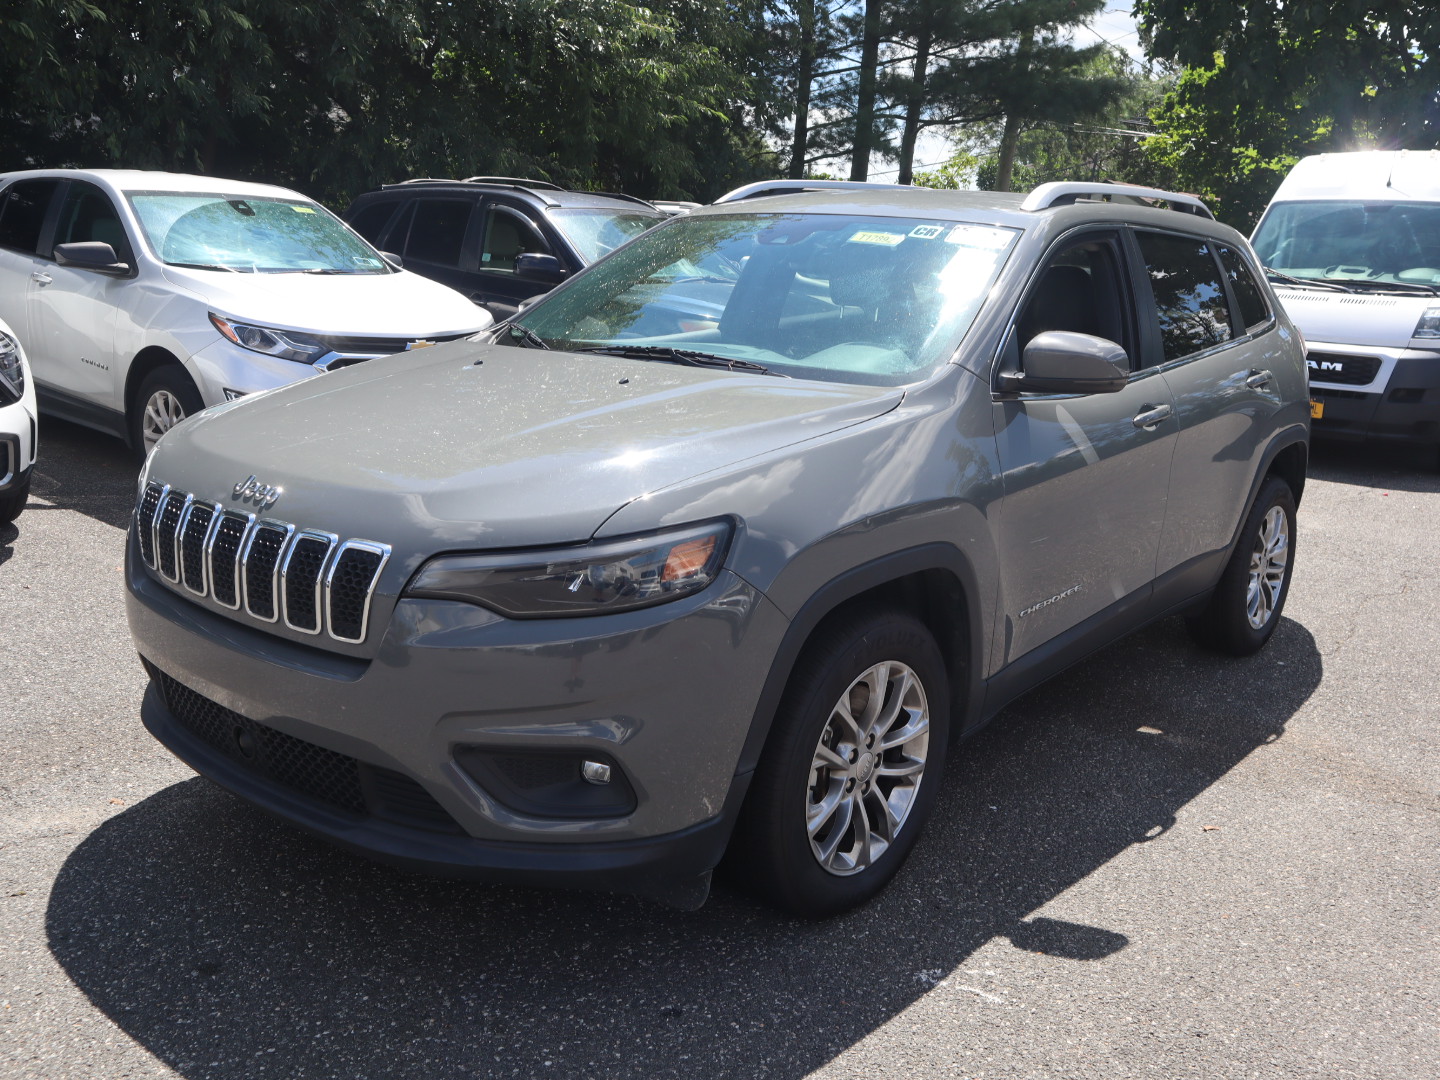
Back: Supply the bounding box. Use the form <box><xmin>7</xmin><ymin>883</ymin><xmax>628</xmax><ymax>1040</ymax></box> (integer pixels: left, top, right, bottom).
<box><xmin>1310</xmin><ymin>399</ymin><xmax>1324</xmax><ymax>419</ymax></box>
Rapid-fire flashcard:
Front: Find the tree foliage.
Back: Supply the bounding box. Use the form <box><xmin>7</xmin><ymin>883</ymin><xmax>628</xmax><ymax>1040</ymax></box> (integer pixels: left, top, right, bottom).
<box><xmin>1135</xmin><ymin>1</ymin><xmax>1440</xmax><ymax>226</ymax></box>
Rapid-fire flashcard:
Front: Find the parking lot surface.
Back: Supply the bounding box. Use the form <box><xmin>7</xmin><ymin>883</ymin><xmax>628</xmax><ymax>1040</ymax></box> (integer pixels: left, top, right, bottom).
<box><xmin>2</xmin><ymin>419</ymin><xmax>1436</xmax><ymax>1080</ymax></box>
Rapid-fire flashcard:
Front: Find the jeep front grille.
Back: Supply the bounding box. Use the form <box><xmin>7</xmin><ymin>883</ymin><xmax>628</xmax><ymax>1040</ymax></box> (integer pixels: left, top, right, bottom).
<box><xmin>136</xmin><ymin>482</ymin><xmax>390</xmax><ymax>644</ymax></box>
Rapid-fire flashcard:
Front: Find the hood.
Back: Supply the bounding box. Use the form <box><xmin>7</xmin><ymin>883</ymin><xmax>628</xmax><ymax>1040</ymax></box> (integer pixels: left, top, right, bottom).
<box><xmin>160</xmin><ymin>265</ymin><xmax>490</xmax><ymax>337</ymax></box>
<box><xmin>1272</xmin><ymin>288</ymin><xmax>1434</xmax><ymax>350</ymax></box>
<box><xmin>146</xmin><ymin>343</ymin><xmax>903</xmax><ymax>557</ymax></box>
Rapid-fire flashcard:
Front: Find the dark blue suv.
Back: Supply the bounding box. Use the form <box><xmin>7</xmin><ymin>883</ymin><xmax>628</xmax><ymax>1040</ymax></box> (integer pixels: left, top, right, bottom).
<box><xmin>344</xmin><ymin>177</ymin><xmax>664</xmax><ymax>319</ymax></box>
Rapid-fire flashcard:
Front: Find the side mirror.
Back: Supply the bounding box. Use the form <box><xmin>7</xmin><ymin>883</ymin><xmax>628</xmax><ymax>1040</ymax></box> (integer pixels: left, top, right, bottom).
<box><xmin>1001</xmin><ymin>331</ymin><xmax>1129</xmax><ymax>395</ymax></box>
<box><xmin>54</xmin><ymin>241</ymin><xmax>129</xmax><ymax>276</ymax></box>
<box><xmin>517</xmin><ymin>295</ymin><xmax>541</xmax><ymax>313</ymax></box>
<box><xmin>515</xmin><ymin>252</ymin><xmax>567</xmax><ymax>284</ymax></box>
<box><xmin>380</xmin><ymin>251</ymin><xmax>404</xmax><ymax>270</ymax></box>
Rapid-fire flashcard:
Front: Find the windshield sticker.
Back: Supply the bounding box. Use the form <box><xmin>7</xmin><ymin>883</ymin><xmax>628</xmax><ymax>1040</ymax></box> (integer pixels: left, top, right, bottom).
<box><xmin>848</xmin><ymin>230</ymin><xmax>906</xmax><ymax>247</ymax></box>
<box><xmin>908</xmin><ymin>225</ymin><xmax>946</xmax><ymax>240</ymax></box>
<box><xmin>353</xmin><ymin>256</ymin><xmax>383</xmax><ymax>268</ymax></box>
<box><xmin>291</xmin><ymin>205</ymin><xmax>317</xmax><ymax>214</ymax></box>
<box><xmin>946</xmin><ymin>225</ymin><xmax>1013</xmax><ymax>250</ymax></box>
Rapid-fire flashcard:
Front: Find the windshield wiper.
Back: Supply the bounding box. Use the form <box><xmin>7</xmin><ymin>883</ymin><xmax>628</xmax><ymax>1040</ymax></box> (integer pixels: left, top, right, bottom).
<box><xmin>492</xmin><ymin>320</ymin><xmax>550</xmax><ymax>350</ymax></box>
<box><xmin>169</xmin><ymin>261</ymin><xmax>246</xmax><ymax>273</ymax></box>
<box><xmin>1262</xmin><ymin>267</ymin><xmax>1350</xmax><ymax>292</ymax></box>
<box><xmin>299</xmin><ymin>267</ymin><xmax>363</xmax><ymax>275</ymax></box>
<box><xmin>1317</xmin><ymin>277</ymin><xmax>1440</xmax><ymax>296</ymax></box>
<box><xmin>576</xmin><ymin>344</ymin><xmax>788</xmax><ymax>377</ymax></box>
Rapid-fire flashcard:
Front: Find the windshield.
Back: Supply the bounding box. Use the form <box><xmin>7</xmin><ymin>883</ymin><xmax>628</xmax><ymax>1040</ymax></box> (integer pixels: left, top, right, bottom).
<box><xmin>549</xmin><ymin>208</ymin><xmax>662</xmax><ymax>263</ymax></box>
<box><xmin>128</xmin><ymin>192</ymin><xmax>389</xmax><ymax>273</ymax></box>
<box><xmin>1252</xmin><ymin>201</ymin><xmax>1440</xmax><ymax>286</ymax></box>
<box><xmin>518</xmin><ymin>212</ymin><xmax>1019</xmax><ymax>385</ymax></box>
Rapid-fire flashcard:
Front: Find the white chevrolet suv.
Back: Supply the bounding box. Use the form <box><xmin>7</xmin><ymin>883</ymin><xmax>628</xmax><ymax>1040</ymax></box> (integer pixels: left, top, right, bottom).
<box><xmin>0</xmin><ymin>170</ymin><xmax>492</xmax><ymax>454</ymax></box>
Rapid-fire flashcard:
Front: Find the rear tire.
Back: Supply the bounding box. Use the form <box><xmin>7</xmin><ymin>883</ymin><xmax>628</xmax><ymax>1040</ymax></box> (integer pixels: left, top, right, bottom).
<box><xmin>1186</xmin><ymin>475</ymin><xmax>1297</xmax><ymax>656</ymax></box>
<box><xmin>735</xmin><ymin>609</ymin><xmax>950</xmax><ymax>918</ymax></box>
<box><xmin>130</xmin><ymin>366</ymin><xmax>203</xmax><ymax>460</ymax></box>
<box><xmin>0</xmin><ymin>466</ymin><xmax>30</xmax><ymax>524</ymax></box>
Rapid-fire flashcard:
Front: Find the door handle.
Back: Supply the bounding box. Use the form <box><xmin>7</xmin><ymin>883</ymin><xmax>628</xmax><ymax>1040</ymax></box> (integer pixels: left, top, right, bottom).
<box><xmin>31</xmin><ymin>271</ymin><xmax>52</xmax><ymax>285</ymax></box>
<box><xmin>1132</xmin><ymin>403</ymin><xmax>1172</xmax><ymax>429</ymax></box>
<box><xmin>1245</xmin><ymin>368</ymin><xmax>1273</xmax><ymax>389</ymax></box>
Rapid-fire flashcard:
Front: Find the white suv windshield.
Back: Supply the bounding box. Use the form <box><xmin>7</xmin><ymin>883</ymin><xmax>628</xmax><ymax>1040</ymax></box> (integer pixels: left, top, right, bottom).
<box><xmin>128</xmin><ymin>193</ymin><xmax>389</xmax><ymax>274</ymax></box>
<box><xmin>549</xmin><ymin>208</ymin><xmax>661</xmax><ymax>263</ymax></box>
<box><xmin>1252</xmin><ymin>200</ymin><xmax>1440</xmax><ymax>285</ymax></box>
<box><xmin>520</xmin><ymin>213</ymin><xmax>1019</xmax><ymax>385</ymax></box>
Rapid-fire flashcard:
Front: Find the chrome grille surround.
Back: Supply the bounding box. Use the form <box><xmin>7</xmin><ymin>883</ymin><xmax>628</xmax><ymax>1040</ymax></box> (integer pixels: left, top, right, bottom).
<box><xmin>134</xmin><ymin>481</ymin><xmax>391</xmax><ymax>644</ymax></box>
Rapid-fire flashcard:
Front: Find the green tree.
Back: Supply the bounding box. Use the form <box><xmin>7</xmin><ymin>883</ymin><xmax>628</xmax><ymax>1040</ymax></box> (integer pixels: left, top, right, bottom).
<box><xmin>1134</xmin><ymin>0</ymin><xmax>1440</xmax><ymax>225</ymax></box>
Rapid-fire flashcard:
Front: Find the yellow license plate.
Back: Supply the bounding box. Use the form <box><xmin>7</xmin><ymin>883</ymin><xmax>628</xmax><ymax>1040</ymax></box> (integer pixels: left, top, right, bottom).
<box><xmin>1310</xmin><ymin>399</ymin><xmax>1324</xmax><ymax>419</ymax></box>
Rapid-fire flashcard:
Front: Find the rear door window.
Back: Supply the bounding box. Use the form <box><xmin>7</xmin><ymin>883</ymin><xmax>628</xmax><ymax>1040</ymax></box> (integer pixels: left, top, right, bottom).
<box><xmin>1135</xmin><ymin>231</ymin><xmax>1234</xmax><ymax>362</ymax></box>
<box><xmin>0</xmin><ymin>179</ymin><xmax>61</xmax><ymax>256</ymax></box>
<box><xmin>348</xmin><ymin>201</ymin><xmax>400</xmax><ymax>246</ymax></box>
<box><xmin>402</xmin><ymin>199</ymin><xmax>473</xmax><ymax>268</ymax></box>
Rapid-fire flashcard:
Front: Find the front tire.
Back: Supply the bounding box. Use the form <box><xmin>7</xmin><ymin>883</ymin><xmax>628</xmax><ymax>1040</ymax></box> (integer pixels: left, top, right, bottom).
<box><xmin>736</xmin><ymin>610</ymin><xmax>950</xmax><ymax>918</ymax></box>
<box><xmin>1187</xmin><ymin>475</ymin><xmax>1297</xmax><ymax>656</ymax></box>
<box><xmin>130</xmin><ymin>366</ymin><xmax>203</xmax><ymax>460</ymax></box>
<box><xmin>0</xmin><ymin>466</ymin><xmax>31</xmax><ymax>524</ymax></box>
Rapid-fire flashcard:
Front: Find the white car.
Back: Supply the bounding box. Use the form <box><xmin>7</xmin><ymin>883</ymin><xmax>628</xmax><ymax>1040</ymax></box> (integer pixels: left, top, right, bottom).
<box><xmin>0</xmin><ymin>170</ymin><xmax>492</xmax><ymax>455</ymax></box>
<box><xmin>0</xmin><ymin>315</ymin><xmax>38</xmax><ymax>524</ymax></box>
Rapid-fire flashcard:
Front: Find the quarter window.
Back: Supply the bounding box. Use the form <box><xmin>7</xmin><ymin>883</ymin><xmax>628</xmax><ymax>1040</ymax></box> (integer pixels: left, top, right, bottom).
<box><xmin>0</xmin><ymin>179</ymin><xmax>60</xmax><ymax>255</ymax></box>
<box><xmin>1216</xmin><ymin>244</ymin><xmax>1270</xmax><ymax>331</ymax></box>
<box><xmin>1135</xmin><ymin>231</ymin><xmax>1233</xmax><ymax>362</ymax></box>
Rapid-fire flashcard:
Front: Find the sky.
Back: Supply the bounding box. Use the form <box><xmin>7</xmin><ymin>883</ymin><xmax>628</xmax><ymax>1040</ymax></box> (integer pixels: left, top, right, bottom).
<box><xmin>869</xmin><ymin>4</ymin><xmax>1146</xmax><ymax>183</ymax></box>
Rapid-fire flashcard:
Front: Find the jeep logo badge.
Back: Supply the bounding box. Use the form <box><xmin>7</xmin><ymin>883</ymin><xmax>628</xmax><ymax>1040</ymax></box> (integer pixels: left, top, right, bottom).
<box><xmin>233</xmin><ymin>475</ymin><xmax>282</xmax><ymax>510</ymax></box>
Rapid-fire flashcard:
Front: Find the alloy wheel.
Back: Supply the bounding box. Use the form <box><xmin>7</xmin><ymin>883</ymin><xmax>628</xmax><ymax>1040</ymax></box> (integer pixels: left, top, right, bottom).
<box><xmin>806</xmin><ymin>660</ymin><xmax>930</xmax><ymax>876</ymax></box>
<box><xmin>141</xmin><ymin>390</ymin><xmax>187</xmax><ymax>452</ymax></box>
<box><xmin>1245</xmin><ymin>505</ymin><xmax>1289</xmax><ymax>629</ymax></box>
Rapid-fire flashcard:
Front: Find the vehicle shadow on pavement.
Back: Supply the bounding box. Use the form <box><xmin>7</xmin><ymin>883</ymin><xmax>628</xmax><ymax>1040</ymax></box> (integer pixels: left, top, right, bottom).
<box><xmin>46</xmin><ymin>616</ymin><xmax>1321</xmax><ymax>1080</ymax></box>
<box><xmin>1307</xmin><ymin>439</ymin><xmax>1440</xmax><ymax>492</ymax></box>
<box><xmin>27</xmin><ymin>416</ymin><xmax>139</xmax><ymax>532</ymax></box>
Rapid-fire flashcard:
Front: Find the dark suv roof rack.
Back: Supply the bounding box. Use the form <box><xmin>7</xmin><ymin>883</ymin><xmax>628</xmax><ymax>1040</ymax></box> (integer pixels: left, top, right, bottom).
<box><xmin>461</xmin><ymin>175</ymin><xmax>565</xmax><ymax>191</ymax></box>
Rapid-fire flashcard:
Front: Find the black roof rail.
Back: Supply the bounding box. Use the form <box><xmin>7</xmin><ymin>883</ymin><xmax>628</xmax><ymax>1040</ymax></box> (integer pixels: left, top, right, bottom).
<box><xmin>381</xmin><ymin>178</ymin><xmax>466</xmax><ymax>187</ymax></box>
<box><xmin>1021</xmin><ymin>181</ymin><xmax>1214</xmax><ymax>219</ymax></box>
<box><xmin>461</xmin><ymin>176</ymin><xmax>565</xmax><ymax>191</ymax></box>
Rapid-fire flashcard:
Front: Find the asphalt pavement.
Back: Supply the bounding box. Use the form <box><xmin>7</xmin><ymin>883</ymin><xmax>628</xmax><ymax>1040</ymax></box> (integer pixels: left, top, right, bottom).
<box><xmin>2</xmin><ymin>417</ymin><xmax>1436</xmax><ymax>1079</ymax></box>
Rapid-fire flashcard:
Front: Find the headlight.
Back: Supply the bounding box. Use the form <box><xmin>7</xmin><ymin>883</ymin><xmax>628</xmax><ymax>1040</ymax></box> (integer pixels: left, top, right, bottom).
<box><xmin>210</xmin><ymin>313</ymin><xmax>327</xmax><ymax>364</ymax></box>
<box><xmin>0</xmin><ymin>331</ymin><xmax>24</xmax><ymax>402</ymax></box>
<box><xmin>1413</xmin><ymin>305</ymin><xmax>1440</xmax><ymax>341</ymax></box>
<box><xmin>405</xmin><ymin>521</ymin><xmax>732</xmax><ymax>618</ymax></box>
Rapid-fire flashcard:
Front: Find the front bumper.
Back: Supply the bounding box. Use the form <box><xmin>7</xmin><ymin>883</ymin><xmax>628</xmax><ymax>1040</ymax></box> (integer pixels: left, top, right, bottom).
<box><xmin>125</xmin><ymin>530</ymin><xmax>788</xmax><ymax>892</ymax></box>
<box><xmin>1308</xmin><ymin>343</ymin><xmax>1440</xmax><ymax>446</ymax></box>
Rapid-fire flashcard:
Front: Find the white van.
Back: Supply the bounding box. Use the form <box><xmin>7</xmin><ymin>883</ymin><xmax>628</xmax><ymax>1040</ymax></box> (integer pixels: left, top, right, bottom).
<box><xmin>1250</xmin><ymin>150</ymin><xmax>1440</xmax><ymax>461</ymax></box>
<box><xmin>0</xmin><ymin>170</ymin><xmax>492</xmax><ymax>455</ymax></box>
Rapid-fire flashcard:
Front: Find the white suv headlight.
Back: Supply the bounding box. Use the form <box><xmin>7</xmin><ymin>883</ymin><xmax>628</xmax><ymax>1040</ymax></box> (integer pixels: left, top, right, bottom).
<box><xmin>1412</xmin><ymin>304</ymin><xmax>1440</xmax><ymax>340</ymax></box>
<box><xmin>210</xmin><ymin>313</ymin><xmax>327</xmax><ymax>364</ymax></box>
<box><xmin>0</xmin><ymin>331</ymin><xmax>25</xmax><ymax>402</ymax></box>
<box><xmin>404</xmin><ymin>521</ymin><xmax>733</xmax><ymax>618</ymax></box>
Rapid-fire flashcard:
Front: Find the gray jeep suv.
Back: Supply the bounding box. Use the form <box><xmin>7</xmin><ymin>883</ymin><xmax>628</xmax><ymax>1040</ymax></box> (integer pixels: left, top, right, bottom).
<box><xmin>125</xmin><ymin>181</ymin><xmax>1309</xmax><ymax>917</ymax></box>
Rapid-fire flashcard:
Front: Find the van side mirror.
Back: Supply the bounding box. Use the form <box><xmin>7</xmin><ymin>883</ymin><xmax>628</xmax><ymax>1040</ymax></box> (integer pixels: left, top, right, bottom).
<box><xmin>1000</xmin><ymin>331</ymin><xmax>1129</xmax><ymax>395</ymax></box>
<box><xmin>54</xmin><ymin>241</ymin><xmax>130</xmax><ymax>276</ymax></box>
<box><xmin>515</xmin><ymin>253</ymin><xmax>567</xmax><ymax>284</ymax></box>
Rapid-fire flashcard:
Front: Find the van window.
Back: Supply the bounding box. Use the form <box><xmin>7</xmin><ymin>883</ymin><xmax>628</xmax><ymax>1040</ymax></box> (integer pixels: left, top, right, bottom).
<box><xmin>1252</xmin><ymin>201</ymin><xmax>1440</xmax><ymax>286</ymax></box>
<box><xmin>1135</xmin><ymin>231</ymin><xmax>1233</xmax><ymax>362</ymax></box>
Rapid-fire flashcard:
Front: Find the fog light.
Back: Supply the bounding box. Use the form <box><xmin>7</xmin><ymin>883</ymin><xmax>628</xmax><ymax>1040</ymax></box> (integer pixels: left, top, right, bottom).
<box><xmin>581</xmin><ymin>760</ymin><xmax>612</xmax><ymax>785</ymax></box>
